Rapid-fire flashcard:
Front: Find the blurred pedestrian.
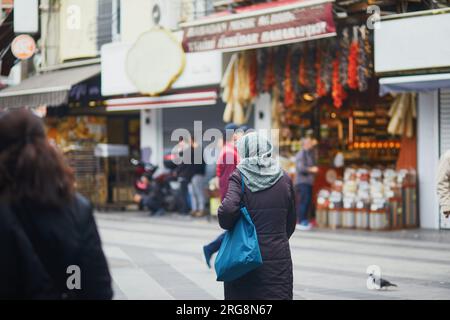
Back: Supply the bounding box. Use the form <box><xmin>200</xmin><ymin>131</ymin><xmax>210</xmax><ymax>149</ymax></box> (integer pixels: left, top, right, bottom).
<box><xmin>0</xmin><ymin>109</ymin><xmax>113</xmax><ymax>300</ymax></box>
<box><xmin>437</xmin><ymin>149</ymin><xmax>450</xmax><ymax>219</ymax></box>
<box><xmin>202</xmin><ymin>124</ymin><xmax>244</xmax><ymax>268</ymax></box>
<box><xmin>174</xmin><ymin>136</ymin><xmax>196</xmax><ymax>215</ymax></box>
<box><xmin>189</xmin><ymin>137</ymin><xmax>207</xmax><ymax>217</ymax></box>
<box><xmin>295</xmin><ymin>135</ymin><xmax>318</xmax><ymax>231</ymax></box>
<box><xmin>218</xmin><ymin>132</ymin><xmax>297</xmax><ymax>300</ymax></box>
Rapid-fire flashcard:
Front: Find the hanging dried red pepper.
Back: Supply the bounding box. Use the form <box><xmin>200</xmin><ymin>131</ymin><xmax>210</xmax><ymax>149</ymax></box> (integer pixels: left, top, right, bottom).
<box><xmin>249</xmin><ymin>50</ymin><xmax>258</xmax><ymax>98</ymax></box>
<box><xmin>332</xmin><ymin>57</ymin><xmax>346</xmax><ymax>109</ymax></box>
<box><xmin>264</xmin><ymin>49</ymin><xmax>275</xmax><ymax>92</ymax></box>
<box><xmin>298</xmin><ymin>56</ymin><xmax>306</xmax><ymax>88</ymax></box>
<box><xmin>347</xmin><ymin>27</ymin><xmax>359</xmax><ymax>90</ymax></box>
<box><xmin>284</xmin><ymin>50</ymin><xmax>295</xmax><ymax>107</ymax></box>
<box><xmin>315</xmin><ymin>43</ymin><xmax>326</xmax><ymax>97</ymax></box>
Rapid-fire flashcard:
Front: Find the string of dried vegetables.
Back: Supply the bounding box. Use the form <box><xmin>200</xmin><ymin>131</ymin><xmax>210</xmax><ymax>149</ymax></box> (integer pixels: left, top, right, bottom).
<box><xmin>315</xmin><ymin>43</ymin><xmax>326</xmax><ymax>97</ymax></box>
<box><xmin>347</xmin><ymin>26</ymin><xmax>359</xmax><ymax>90</ymax></box>
<box><xmin>284</xmin><ymin>49</ymin><xmax>295</xmax><ymax>107</ymax></box>
<box><xmin>321</xmin><ymin>39</ymin><xmax>334</xmax><ymax>95</ymax></box>
<box><xmin>298</xmin><ymin>44</ymin><xmax>307</xmax><ymax>89</ymax></box>
<box><xmin>264</xmin><ymin>48</ymin><xmax>276</xmax><ymax>92</ymax></box>
<box><xmin>237</xmin><ymin>52</ymin><xmax>251</xmax><ymax>106</ymax></box>
<box><xmin>332</xmin><ymin>54</ymin><xmax>346</xmax><ymax>109</ymax></box>
<box><xmin>364</xmin><ymin>26</ymin><xmax>373</xmax><ymax>79</ymax></box>
<box><xmin>305</xmin><ymin>43</ymin><xmax>316</xmax><ymax>94</ymax></box>
<box><xmin>275</xmin><ymin>46</ymin><xmax>289</xmax><ymax>99</ymax></box>
<box><xmin>339</xmin><ymin>27</ymin><xmax>350</xmax><ymax>89</ymax></box>
<box><xmin>256</xmin><ymin>48</ymin><xmax>268</xmax><ymax>94</ymax></box>
<box><xmin>358</xmin><ymin>26</ymin><xmax>369</xmax><ymax>92</ymax></box>
<box><xmin>249</xmin><ymin>50</ymin><xmax>258</xmax><ymax>98</ymax></box>
<box><xmin>290</xmin><ymin>46</ymin><xmax>302</xmax><ymax>101</ymax></box>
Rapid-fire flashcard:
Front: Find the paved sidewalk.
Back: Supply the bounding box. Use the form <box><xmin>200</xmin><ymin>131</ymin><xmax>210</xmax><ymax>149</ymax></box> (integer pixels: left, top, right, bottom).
<box><xmin>96</xmin><ymin>211</ymin><xmax>450</xmax><ymax>300</ymax></box>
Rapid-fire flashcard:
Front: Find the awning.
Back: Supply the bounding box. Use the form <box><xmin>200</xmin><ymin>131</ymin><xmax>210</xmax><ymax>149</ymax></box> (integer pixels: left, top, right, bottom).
<box><xmin>180</xmin><ymin>0</ymin><xmax>336</xmax><ymax>53</ymax></box>
<box><xmin>105</xmin><ymin>89</ymin><xmax>218</xmax><ymax>112</ymax></box>
<box><xmin>379</xmin><ymin>73</ymin><xmax>450</xmax><ymax>95</ymax></box>
<box><xmin>0</xmin><ymin>64</ymin><xmax>101</xmax><ymax>109</ymax></box>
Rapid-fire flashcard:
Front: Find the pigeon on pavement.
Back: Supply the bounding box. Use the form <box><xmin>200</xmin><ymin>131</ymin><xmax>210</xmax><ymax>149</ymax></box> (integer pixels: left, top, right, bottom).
<box><xmin>369</xmin><ymin>273</ymin><xmax>398</xmax><ymax>290</ymax></box>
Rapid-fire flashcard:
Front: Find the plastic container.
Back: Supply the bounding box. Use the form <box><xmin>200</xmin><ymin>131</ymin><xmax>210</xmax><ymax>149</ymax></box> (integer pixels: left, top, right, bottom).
<box><xmin>388</xmin><ymin>197</ymin><xmax>403</xmax><ymax>230</ymax></box>
<box><xmin>342</xmin><ymin>200</ymin><xmax>355</xmax><ymax>229</ymax></box>
<box><xmin>355</xmin><ymin>200</ymin><xmax>369</xmax><ymax>229</ymax></box>
<box><xmin>369</xmin><ymin>204</ymin><xmax>389</xmax><ymax>230</ymax></box>
<box><xmin>328</xmin><ymin>203</ymin><xmax>342</xmax><ymax>229</ymax></box>
<box><xmin>316</xmin><ymin>196</ymin><xmax>329</xmax><ymax>228</ymax></box>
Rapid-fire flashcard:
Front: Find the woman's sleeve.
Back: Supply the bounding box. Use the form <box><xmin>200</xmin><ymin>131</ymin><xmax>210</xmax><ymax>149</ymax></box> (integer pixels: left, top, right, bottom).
<box><xmin>218</xmin><ymin>172</ymin><xmax>242</xmax><ymax>230</ymax></box>
<box><xmin>79</xmin><ymin>205</ymin><xmax>114</xmax><ymax>300</ymax></box>
<box><xmin>286</xmin><ymin>178</ymin><xmax>297</xmax><ymax>238</ymax></box>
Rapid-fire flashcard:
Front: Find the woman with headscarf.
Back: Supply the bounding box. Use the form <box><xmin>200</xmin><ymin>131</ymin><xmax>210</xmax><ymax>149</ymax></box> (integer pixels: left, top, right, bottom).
<box><xmin>217</xmin><ymin>132</ymin><xmax>297</xmax><ymax>300</ymax></box>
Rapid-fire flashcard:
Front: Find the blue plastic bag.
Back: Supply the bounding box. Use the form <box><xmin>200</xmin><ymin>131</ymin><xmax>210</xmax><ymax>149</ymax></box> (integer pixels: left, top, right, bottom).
<box><xmin>215</xmin><ymin>173</ymin><xmax>263</xmax><ymax>282</ymax></box>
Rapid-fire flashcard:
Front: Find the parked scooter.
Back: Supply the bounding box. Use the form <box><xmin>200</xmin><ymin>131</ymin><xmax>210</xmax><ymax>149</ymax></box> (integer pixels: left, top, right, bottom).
<box><xmin>130</xmin><ymin>159</ymin><xmax>164</xmax><ymax>215</ymax></box>
<box><xmin>130</xmin><ymin>156</ymin><xmax>180</xmax><ymax>214</ymax></box>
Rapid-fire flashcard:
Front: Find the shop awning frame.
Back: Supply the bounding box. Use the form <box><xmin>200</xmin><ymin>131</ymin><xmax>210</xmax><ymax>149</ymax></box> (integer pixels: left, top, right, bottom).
<box><xmin>379</xmin><ymin>73</ymin><xmax>450</xmax><ymax>95</ymax></box>
<box><xmin>0</xmin><ymin>64</ymin><xmax>101</xmax><ymax>109</ymax></box>
<box><xmin>180</xmin><ymin>0</ymin><xmax>334</xmax><ymax>27</ymax></box>
<box><xmin>105</xmin><ymin>89</ymin><xmax>218</xmax><ymax>112</ymax></box>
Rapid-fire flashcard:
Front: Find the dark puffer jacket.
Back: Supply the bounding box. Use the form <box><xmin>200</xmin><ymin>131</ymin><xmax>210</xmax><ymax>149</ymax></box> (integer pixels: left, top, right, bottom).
<box><xmin>0</xmin><ymin>194</ymin><xmax>113</xmax><ymax>300</ymax></box>
<box><xmin>217</xmin><ymin>169</ymin><xmax>297</xmax><ymax>300</ymax></box>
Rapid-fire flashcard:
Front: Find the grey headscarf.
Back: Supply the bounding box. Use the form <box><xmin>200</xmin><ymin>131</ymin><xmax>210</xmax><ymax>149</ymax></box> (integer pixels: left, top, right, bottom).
<box><xmin>237</xmin><ymin>132</ymin><xmax>283</xmax><ymax>192</ymax></box>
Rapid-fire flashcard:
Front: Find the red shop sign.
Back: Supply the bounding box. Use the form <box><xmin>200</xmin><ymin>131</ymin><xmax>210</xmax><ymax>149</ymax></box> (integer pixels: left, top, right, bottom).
<box><xmin>181</xmin><ymin>0</ymin><xmax>336</xmax><ymax>53</ymax></box>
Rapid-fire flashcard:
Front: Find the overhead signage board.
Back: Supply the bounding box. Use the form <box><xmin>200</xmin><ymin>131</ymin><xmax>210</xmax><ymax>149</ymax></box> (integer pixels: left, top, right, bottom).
<box><xmin>181</xmin><ymin>0</ymin><xmax>336</xmax><ymax>52</ymax></box>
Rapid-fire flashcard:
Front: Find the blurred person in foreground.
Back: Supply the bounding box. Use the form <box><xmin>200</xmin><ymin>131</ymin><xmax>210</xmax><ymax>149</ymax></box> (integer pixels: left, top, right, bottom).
<box><xmin>0</xmin><ymin>109</ymin><xmax>113</xmax><ymax>300</ymax></box>
<box><xmin>202</xmin><ymin>124</ymin><xmax>245</xmax><ymax>268</ymax></box>
<box><xmin>218</xmin><ymin>131</ymin><xmax>297</xmax><ymax>300</ymax></box>
<box><xmin>295</xmin><ymin>134</ymin><xmax>318</xmax><ymax>231</ymax></box>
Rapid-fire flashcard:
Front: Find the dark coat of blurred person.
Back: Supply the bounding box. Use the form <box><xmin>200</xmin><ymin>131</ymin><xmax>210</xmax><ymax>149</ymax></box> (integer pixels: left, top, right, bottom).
<box><xmin>0</xmin><ymin>109</ymin><xmax>113</xmax><ymax>300</ymax></box>
<box><xmin>218</xmin><ymin>132</ymin><xmax>297</xmax><ymax>300</ymax></box>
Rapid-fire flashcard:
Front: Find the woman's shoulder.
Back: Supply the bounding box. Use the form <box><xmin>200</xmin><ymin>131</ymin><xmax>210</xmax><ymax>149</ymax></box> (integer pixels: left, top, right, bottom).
<box><xmin>280</xmin><ymin>171</ymin><xmax>294</xmax><ymax>188</ymax></box>
<box><xmin>69</xmin><ymin>193</ymin><xmax>95</xmax><ymax>224</ymax></box>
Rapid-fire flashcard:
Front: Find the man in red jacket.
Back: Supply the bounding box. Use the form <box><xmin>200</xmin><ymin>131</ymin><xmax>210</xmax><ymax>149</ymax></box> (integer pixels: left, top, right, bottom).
<box><xmin>203</xmin><ymin>124</ymin><xmax>245</xmax><ymax>268</ymax></box>
<box><xmin>217</xmin><ymin>124</ymin><xmax>241</xmax><ymax>201</ymax></box>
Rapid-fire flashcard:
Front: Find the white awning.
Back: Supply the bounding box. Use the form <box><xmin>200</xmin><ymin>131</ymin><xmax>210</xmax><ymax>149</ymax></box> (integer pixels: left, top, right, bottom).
<box><xmin>105</xmin><ymin>89</ymin><xmax>218</xmax><ymax>112</ymax></box>
<box><xmin>0</xmin><ymin>64</ymin><xmax>100</xmax><ymax>108</ymax></box>
<box><xmin>379</xmin><ymin>73</ymin><xmax>450</xmax><ymax>95</ymax></box>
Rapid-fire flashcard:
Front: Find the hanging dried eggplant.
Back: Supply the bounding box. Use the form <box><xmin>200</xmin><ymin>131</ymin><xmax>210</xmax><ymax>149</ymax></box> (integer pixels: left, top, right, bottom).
<box><xmin>290</xmin><ymin>46</ymin><xmax>302</xmax><ymax>101</ymax></box>
<box><xmin>248</xmin><ymin>50</ymin><xmax>258</xmax><ymax>98</ymax></box>
<box><xmin>299</xmin><ymin>45</ymin><xmax>307</xmax><ymax>89</ymax></box>
<box><xmin>256</xmin><ymin>49</ymin><xmax>267</xmax><ymax>94</ymax></box>
<box><xmin>305</xmin><ymin>43</ymin><xmax>317</xmax><ymax>94</ymax></box>
<box><xmin>321</xmin><ymin>39</ymin><xmax>334</xmax><ymax>95</ymax></box>
<box><xmin>275</xmin><ymin>46</ymin><xmax>288</xmax><ymax>99</ymax></box>
<box><xmin>358</xmin><ymin>25</ymin><xmax>369</xmax><ymax>92</ymax></box>
<box><xmin>340</xmin><ymin>27</ymin><xmax>350</xmax><ymax>89</ymax></box>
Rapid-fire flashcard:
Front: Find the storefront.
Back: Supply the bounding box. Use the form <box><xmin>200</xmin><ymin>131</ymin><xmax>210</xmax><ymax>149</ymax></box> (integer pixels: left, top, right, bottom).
<box><xmin>181</xmin><ymin>0</ymin><xmax>419</xmax><ymax>230</ymax></box>
<box><xmin>101</xmin><ymin>41</ymin><xmax>228</xmax><ymax>171</ymax></box>
<box><xmin>375</xmin><ymin>8</ymin><xmax>450</xmax><ymax>230</ymax></box>
<box><xmin>0</xmin><ymin>63</ymin><xmax>139</xmax><ymax>208</ymax></box>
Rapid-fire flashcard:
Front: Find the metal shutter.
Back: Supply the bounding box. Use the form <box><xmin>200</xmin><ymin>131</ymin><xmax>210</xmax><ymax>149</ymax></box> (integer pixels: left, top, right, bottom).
<box><xmin>440</xmin><ymin>89</ymin><xmax>450</xmax><ymax>156</ymax></box>
<box><xmin>439</xmin><ymin>89</ymin><xmax>450</xmax><ymax>229</ymax></box>
<box><xmin>97</xmin><ymin>0</ymin><xmax>113</xmax><ymax>51</ymax></box>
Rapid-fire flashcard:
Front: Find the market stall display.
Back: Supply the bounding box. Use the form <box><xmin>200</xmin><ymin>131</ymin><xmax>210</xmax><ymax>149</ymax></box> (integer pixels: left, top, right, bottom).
<box><xmin>315</xmin><ymin>168</ymin><xmax>418</xmax><ymax>231</ymax></box>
